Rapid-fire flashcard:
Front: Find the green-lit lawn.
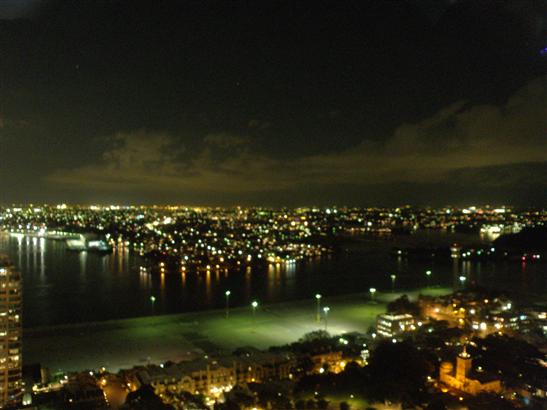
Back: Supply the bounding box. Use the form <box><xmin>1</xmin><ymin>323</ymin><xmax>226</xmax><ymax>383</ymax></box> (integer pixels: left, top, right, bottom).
<box><xmin>24</xmin><ymin>287</ymin><xmax>451</xmax><ymax>372</ymax></box>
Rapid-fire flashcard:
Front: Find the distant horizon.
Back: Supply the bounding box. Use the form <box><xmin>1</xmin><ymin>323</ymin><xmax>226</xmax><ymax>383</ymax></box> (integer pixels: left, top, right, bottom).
<box><xmin>0</xmin><ymin>203</ymin><xmax>542</xmax><ymax>209</ymax></box>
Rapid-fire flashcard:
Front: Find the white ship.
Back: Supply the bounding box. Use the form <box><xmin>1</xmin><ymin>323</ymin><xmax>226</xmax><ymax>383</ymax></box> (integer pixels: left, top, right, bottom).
<box><xmin>66</xmin><ymin>235</ymin><xmax>112</xmax><ymax>253</ymax></box>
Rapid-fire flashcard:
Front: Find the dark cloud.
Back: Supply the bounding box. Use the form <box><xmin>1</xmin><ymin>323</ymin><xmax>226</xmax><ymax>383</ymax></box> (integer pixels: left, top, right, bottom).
<box><xmin>46</xmin><ymin>76</ymin><xmax>547</xmax><ymax>205</ymax></box>
<box><xmin>0</xmin><ymin>0</ymin><xmax>545</xmax><ymax>205</ymax></box>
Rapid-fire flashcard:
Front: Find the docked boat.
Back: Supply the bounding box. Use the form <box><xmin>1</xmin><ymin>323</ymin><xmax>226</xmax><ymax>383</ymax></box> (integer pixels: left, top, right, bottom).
<box><xmin>66</xmin><ymin>235</ymin><xmax>112</xmax><ymax>253</ymax></box>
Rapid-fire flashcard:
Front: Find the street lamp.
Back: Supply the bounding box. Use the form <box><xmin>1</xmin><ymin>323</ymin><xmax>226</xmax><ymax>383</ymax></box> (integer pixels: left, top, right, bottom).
<box><xmin>323</xmin><ymin>306</ymin><xmax>330</xmax><ymax>331</ymax></box>
<box><xmin>251</xmin><ymin>300</ymin><xmax>258</xmax><ymax>328</ymax></box>
<box><xmin>150</xmin><ymin>295</ymin><xmax>156</xmax><ymax>315</ymax></box>
<box><xmin>426</xmin><ymin>270</ymin><xmax>432</xmax><ymax>287</ymax></box>
<box><xmin>459</xmin><ymin>275</ymin><xmax>466</xmax><ymax>288</ymax></box>
<box><xmin>315</xmin><ymin>294</ymin><xmax>322</xmax><ymax>323</ymax></box>
<box><xmin>225</xmin><ymin>290</ymin><xmax>231</xmax><ymax>318</ymax></box>
<box><xmin>369</xmin><ymin>287</ymin><xmax>377</xmax><ymax>301</ymax></box>
<box><xmin>390</xmin><ymin>274</ymin><xmax>396</xmax><ymax>292</ymax></box>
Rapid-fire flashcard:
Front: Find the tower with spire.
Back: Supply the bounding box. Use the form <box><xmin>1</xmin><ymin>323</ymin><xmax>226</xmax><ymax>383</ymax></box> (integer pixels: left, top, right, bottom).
<box><xmin>438</xmin><ymin>341</ymin><xmax>502</xmax><ymax>395</ymax></box>
<box><xmin>456</xmin><ymin>344</ymin><xmax>472</xmax><ymax>381</ymax></box>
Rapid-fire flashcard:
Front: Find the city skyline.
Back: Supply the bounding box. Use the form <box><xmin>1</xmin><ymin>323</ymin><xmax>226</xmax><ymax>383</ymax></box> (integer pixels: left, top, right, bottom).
<box><xmin>0</xmin><ymin>1</ymin><xmax>546</xmax><ymax>408</ymax></box>
<box><xmin>0</xmin><ymin>0</ymin><xmax>545</xmax><ymax>206</ymax></box>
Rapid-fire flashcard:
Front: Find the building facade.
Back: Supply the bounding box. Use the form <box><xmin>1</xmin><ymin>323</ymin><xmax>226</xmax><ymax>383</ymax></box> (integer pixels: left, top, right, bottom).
<box><xmin>439</xmin><ymin>346</ymin><xmax>501</xmax><ymax>395</ymax></box>
<box><xmin>376</xmin><ymin>313</ymin><xmax>415</xmax><ymax>338</ymax></box>
<box><xmin>131</xmin><ymin>351</ymin><xmax>295</xmax><ymax>399</ymax></box>
<box><xmin>0</xmin><ymin>256</ymin><xmax>22</xmax><ymax>408</ymax></box>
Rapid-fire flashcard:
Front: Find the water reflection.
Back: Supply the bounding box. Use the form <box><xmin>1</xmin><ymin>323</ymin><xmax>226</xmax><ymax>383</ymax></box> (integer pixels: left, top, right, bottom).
<box><xmin>244</xmin><ymin>266</ymin><xmax>252</xmax><ymax>299</ymax></box>
<box><xmin>0</xmin><ymin>231</ymin><xmax>545</xmax><ymax>328</ymax></box>
<box><xmin>39</xmin><ymin>237</ymin><xmax>45</xmax><ymax>278</ymax></box>
<box><xmin>267</xmin><ymin>264</ymin><xmax>276</xmax><ymax>300</ymax></box>
<box><xmin>203</xmin><ymin>270</ymin><xmax>211</xmax><ymax>304</ymax></box>
<box><xmin>79</xmin><ymin>252</ymin><xmax>87</xmax><ymax>277</ymax></box>
<box><xmin>25</xmin><ymin>236</ymin><xmax>30</xmax><ymax>272</ymax></box>
<box><xmin>32</xmin><ymin>237</ymin><xmax>38</xmax><ymax>271</ymax></box>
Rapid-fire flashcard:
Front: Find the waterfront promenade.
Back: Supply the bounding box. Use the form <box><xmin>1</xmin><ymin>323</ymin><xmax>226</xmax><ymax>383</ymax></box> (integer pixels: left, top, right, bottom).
<box><xmin>24</xmin><ymin>288</ymin><xmax>451</xmax><ymax>372</ymax></box>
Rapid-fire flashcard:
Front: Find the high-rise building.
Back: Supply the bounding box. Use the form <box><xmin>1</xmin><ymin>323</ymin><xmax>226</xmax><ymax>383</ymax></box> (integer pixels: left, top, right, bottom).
<box><xmin>0</xmin><ymin>255</ymin><xmax>22</xmax><ymax>409</ymax></box>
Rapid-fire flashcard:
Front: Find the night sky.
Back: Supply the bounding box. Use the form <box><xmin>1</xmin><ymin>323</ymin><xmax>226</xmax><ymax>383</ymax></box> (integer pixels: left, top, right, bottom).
<box><xmin>0</xmin><ymin>0</ymin><xmax>545</xmax><ymax>206</ymax></box>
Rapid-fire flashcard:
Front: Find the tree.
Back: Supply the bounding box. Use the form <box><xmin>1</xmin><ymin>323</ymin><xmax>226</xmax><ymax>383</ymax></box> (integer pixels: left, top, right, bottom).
<box><xmin>387</xmin><ymin>294</ymin><xmax>421</xmax><ymax>317</ymax></box>
<box><xmin>425</xmin><ymin>398</ymin><xmax>447</xmax><ymax>410</ymax></box>
<box><xmin>224</xmin><ymin>385</ymin><xmax>255</xmax><ymax>409</ymax></box>
<box><xmin>339</xmin><ymin>401</ymin><xmax>350</xmax><ymax>410</ymax></box>
<box><xmin>306</xmin><ymin>398</ymin><xmax>317</xmax><ymax>409</ymax></box>
<box><xmin>365</xmin><ymin>340</ymin><xmax>431</xmax><ymax>406</ymax></box>
<box><xmin>300</xmin><ymin>330</ymin><xmax>331</xmax><ymax>342</ymax></box>
<box><xmin>295</xmin><ymin>399</ymin><xmax>306</xmax><ymax>409</ymax></box>
<box><xmin>248</xmin><ymin>381</ymin><xmax>292</xmax><ymax>410</ymax></box>
<box><xmin>476</xmin><ymin>334</ymin><xmax>547</xmax><ymax>386</ymax></box>
<box><xmin>121</xmin><ymin>385</ymin><xmax>173</xmax><ymax>409</ymax></box>
<box><xmin>317</xmin><ymin>398</ymin><xmax>329</xmax><ymax>409</ymax></box>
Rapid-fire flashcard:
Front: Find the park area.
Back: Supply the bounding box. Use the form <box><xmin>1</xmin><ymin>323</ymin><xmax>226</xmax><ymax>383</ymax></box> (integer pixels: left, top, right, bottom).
<box><xmin>24</xmin><ymin>287</ymin><xmax>451</xmax><ymax>372</ymax></box>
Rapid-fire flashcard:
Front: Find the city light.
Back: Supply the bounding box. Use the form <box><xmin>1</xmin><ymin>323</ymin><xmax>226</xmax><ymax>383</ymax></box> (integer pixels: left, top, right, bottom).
<box><xmin>315</xmin><ymin>294</ymin><xmax>322</xmax><ymax>323</ymax></box>
<box><xmin>251</xmin><ymin>300</ymin><xmax>258</xmax><ymax>329</ymax></box>
<box><xmin>426</xmin><ymin>270</ymin><xmax>432</xmax><ymax>287</ymax></box>
<box><xmin>0</xmin><ymin>1</ymin><xmax>542</xmax><ymax>406</ymax></box>
<box><xmin>323</xmin><ymin>306</ymin><xmax>330</xmax><ymax>331</ymax></box>
<box><xmin>225</xmin><ymin>290</ymin><xmax>231</xmax><ymax>319</ymax></box>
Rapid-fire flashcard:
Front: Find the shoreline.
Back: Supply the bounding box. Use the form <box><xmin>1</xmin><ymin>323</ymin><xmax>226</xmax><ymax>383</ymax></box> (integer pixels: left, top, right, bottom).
<box><xmin>23</xmin><ymin>287</ymin><xmax>451</xmax><ymax>335</ymax></box>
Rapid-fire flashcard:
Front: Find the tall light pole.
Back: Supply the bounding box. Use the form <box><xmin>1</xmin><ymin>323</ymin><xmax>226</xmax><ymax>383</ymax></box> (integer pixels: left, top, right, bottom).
<box><xmin>459</xmin><ymin>275</ymin><xmax>466</xmax><ymax>288</ymax></box>
<box><xmin>369</xmin><ymin>287</ymin><xmax>376</xmax><ymax>301</ymax></box>
<box><xmin>225</xmin><ymin>290</ymin><xmax>231</xmax><ymax>318</ymax></box>
<box><xmin>251</xmin><ymin>300</ymin><xmax>258</xmax><ymax>329</ymax></box>
<box><xmin>323</xmin><ymin>306</ymin><xmax>330</xmax><ymax>331</ymax></box>
<box><xmin>426</xmin><ymin>270</ymin><xmax>432</xmax><ymax>287</ymax></box>
<box><xmin>315</xmin><ymin>294</ymin><xmax>322</xmax><ymax>323</ymax></box>
<box><xmin>390</xmin><ymin>274</ymin><xmax>396</xmax><ymax>292</ymax></box>
<box><xmin>150</xmin><ymin>295</ymin><xmax>156</xmax><ymax>315</ymax></box>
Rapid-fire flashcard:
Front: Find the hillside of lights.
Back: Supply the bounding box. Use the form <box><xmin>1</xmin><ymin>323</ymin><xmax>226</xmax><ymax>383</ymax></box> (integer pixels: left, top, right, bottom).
<box><xmin>0</xmin><ymin>204</ymin><xmax>545</xmax><ymax>273</ymax></box>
